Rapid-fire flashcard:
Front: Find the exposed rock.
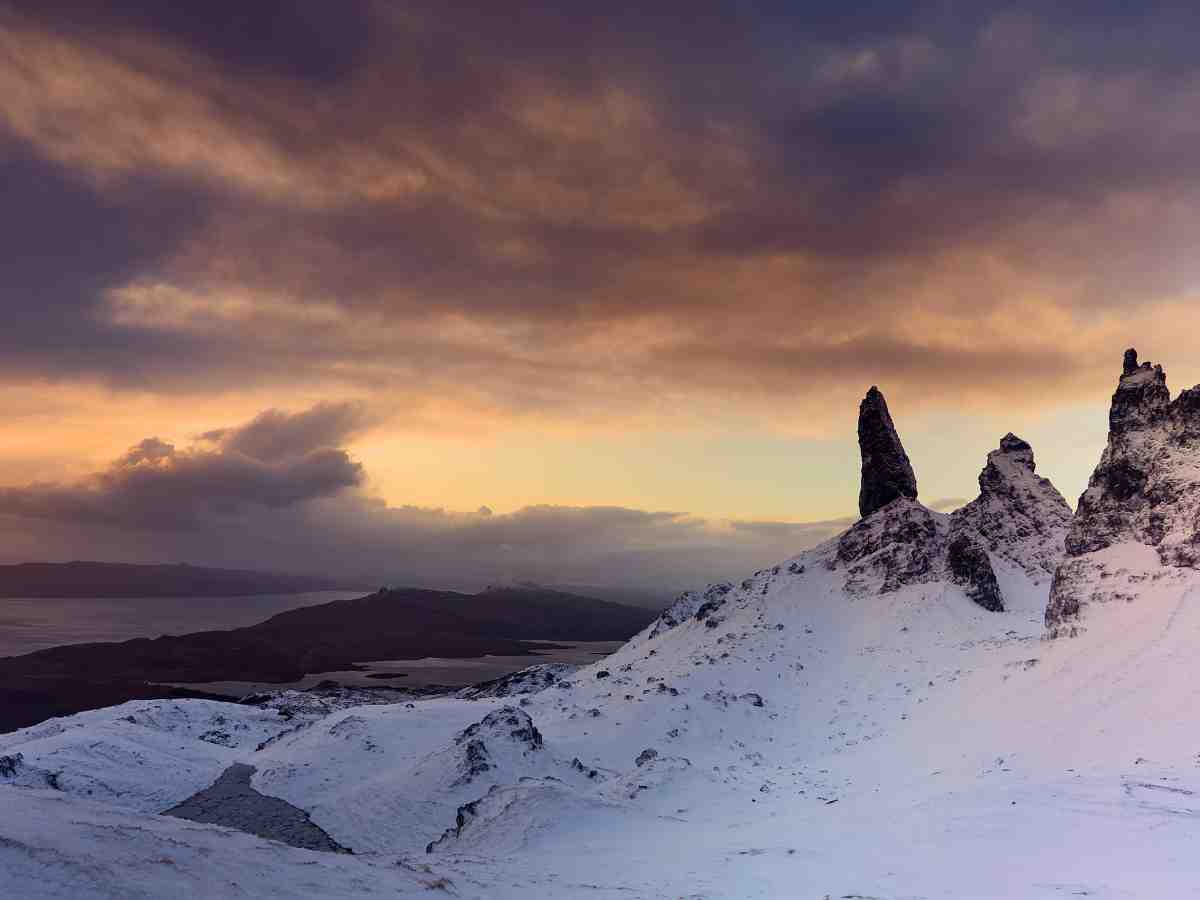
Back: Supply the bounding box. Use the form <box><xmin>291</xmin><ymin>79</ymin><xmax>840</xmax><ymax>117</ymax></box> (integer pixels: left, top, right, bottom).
<box><xmin>949</xmin><ymin>433</ymin><xmax>1072</xmax><ymax>579</ymax></box>
<box><xmin>454</xmin><ymin>739</ymin><xmax>492</xmax><ymax>786</ymax></box>
<box><xmin>0</xmin><ymin>752</ymin><xmax>23</xmax><ymax>778</ymax></box>
<box><xmin>857</xmin><ymin>386</ymin><xmax>918</xmax><ymax>518</ymax></box>
<box><xmin>635</xmin><ymin>748</ymin><xmax>659</xmax><ymax>767</ymax></box>
<box><xmin>703</xmin><ymin>690</ymin><xmax>767</xmax><ymax>709</ymax></box>
<box><xmin>426</xmin><ymin>792</ymin><xmax>488</xmax><ymax>853</ymax></box>
<box><xmin>648</xmin><ymin>583</ymin><xmax>734</xmax><ymax>638</ymax></box>
<box><xmin>1047</xmin><ymin>349</ymin><xmax>1200</xmax><ymax>634</ymax></box>
<box><xmin>449</xmin><ymin>707</ymin><xmax>544</xmax><ymax>787</ymax></box>
<box><xmin>839</xmin><ymin>402</ymin><xmax>1068</xmax><ymax>611</ymax></box>
<box><xmin>946</xmin><ymin>532</ymin><xmax>1004</xmax><ymax>612</ymax></box>
<box><xmin>457</xmin><ymin>663</ymin><xmax>577</xmax><ymax>700</ymax></box>
<box><xmin>837</xmin><ymin>496</ymin><xmax>944</xmax><ymax>594</ymax></box>
<box><xmin>426</xmin><ymin>780</ymin><xmax>600</xmax><ymax>855</ymax></box>
<box><xmin>455</xmin><ymin>707</ymin><xmax>544</xmax><ymax>754</ymax></box>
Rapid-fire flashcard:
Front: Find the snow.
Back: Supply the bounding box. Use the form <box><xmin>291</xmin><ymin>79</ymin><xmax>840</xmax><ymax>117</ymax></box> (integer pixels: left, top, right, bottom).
<box><xmin>0</xmin><ymin>699</ymin><xmax>297</xmax><ymax>813</ymax></box>
<box><xmin>0</xmin><ymin>787</ymin><xmax>442</xmax><ymax>899</ymax></box>
<box><xmin>6</xmin><ymin>497</ymin><xmax>1200</xmax><ymax>895</ymax></box>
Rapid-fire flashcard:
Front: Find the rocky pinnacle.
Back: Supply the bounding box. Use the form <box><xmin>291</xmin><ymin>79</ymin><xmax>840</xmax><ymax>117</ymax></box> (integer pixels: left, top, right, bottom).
<box><xmin>1046</xmin><ymin>348</ymin><xmax>1200</xmax><ymax>634</ymax></box>
<box><xmin>857</xmin><ymin>386</ymin><xmax>918</xmax><ymax>518</ymax></box>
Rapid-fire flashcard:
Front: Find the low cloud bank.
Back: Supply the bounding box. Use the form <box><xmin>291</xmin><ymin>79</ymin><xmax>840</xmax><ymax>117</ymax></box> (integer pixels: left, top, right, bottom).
<box><xmin>0</xmin><ymin>405</ymin><xmax>847</xmax><ymax>602</ymax></box>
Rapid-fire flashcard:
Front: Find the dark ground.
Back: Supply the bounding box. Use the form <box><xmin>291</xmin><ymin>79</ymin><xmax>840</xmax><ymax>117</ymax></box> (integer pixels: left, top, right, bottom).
<box><xmin>163</xmin><ymin>763</ymin><xmax>350</xmax><ymax>853</ymax></box>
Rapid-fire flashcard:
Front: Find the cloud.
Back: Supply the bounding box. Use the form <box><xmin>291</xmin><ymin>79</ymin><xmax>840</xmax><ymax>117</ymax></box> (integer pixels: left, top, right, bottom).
<box><xmin>730</xmin><ymin>518</ymin><xmax>854</xmax><ymax>541</ymax></box>
<box><xmin>200</xmin><ymin>402</ymin><xmax>375</xmax><ymax>461</ymax></box>
<box><xmin>5</xmin><ymin>4</ymin><xmax>1200</xmax><ymax>440</ymax></box>
<box><xmin>0</xmin><ymin>408</ymin><xmax>365</xmax><ymax>531</ymax></box>
<box><xmin>0</xmin><ymin>404</ymin><xmax>848</xmax><ymax>595</ymax></box>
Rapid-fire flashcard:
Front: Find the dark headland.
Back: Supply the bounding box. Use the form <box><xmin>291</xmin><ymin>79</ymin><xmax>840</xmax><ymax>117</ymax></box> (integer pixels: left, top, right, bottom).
<box><xmin>0</xmin><ymin>585</ymin><xmax>655</xmax><ymax>733</ymax></box>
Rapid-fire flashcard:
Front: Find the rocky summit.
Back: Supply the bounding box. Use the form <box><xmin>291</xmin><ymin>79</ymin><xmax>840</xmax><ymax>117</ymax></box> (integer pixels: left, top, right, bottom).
<box><xmin>856</xmin><ymin>386</ymin><xmax>918</xmax><ymax>518</ymax></box>
<box><xmin>1047</xmin><ymin>348</ymin><xmax>1200</xmax><ymax>635</ymax></box>
<box><xmin>1069</xmin><ymin>348</ymin><xmax>1200</xmax><ymax>561</ymax></box>
<box><xmin>949</xmin><ymin>432</ymin><xmax>1072</xmax><ymax>580</ymax></box>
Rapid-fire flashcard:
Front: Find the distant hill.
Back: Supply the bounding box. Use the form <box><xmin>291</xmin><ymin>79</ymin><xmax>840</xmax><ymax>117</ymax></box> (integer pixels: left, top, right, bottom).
<box><xmin>0</xmin><ymin>561</ymin><xmax>361</xmax><ymax>598</ymax></box>
<box><xmin>0</xmin><ymin>585</ymin><xmax>657</xmax><ymax>733</ymax></box>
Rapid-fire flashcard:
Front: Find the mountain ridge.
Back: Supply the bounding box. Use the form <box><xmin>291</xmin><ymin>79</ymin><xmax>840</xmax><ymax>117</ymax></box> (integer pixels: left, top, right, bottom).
<box><xmin>7</xmin><ymin>357</ymin><xmax>1200</xmax><ymax>897</ymax></box>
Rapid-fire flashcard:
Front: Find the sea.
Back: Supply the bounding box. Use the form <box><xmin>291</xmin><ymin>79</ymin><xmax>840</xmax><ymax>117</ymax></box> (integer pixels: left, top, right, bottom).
<box><xmin>0</xmin><ymin>591</ymin><xmax>365</xmax><ymax>658</ymax></box>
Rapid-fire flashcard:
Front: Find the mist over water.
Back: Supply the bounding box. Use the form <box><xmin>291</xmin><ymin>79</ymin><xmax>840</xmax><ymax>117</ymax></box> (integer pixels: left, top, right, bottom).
<box><xmin>0</xmin><ymin>591</ymin><xmax>364</xmax><ymax>658</ymax></box>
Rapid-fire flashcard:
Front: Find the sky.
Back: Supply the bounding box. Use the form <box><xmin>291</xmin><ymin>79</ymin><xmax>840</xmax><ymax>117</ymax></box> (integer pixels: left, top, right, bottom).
<box><xmin>3</xmin><ymin>2</ymin><xmax>1200</xmax><ymax>597</ymax></box>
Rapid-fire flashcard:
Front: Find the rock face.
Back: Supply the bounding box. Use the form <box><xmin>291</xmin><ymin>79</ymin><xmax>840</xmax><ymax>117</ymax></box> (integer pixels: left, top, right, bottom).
<box><xmin>857</xmin><ymin>386</ymin><xmax>918</xmax><ymax>518</ymax></box>
<box><xmin>1065</xmin><ymin>349</ymin><xmax>1200</xmax><ymax>559</ymax></box>
<box><xmin>840</xmin><ymin>388</ymin><xmax>1075</xmax><ymax>614</ymax></box>
<box><xmin>942</xmin><ymin>431</ymin><xmax>1073</xmax><ymax>613</ymax></box>
<box><xmin>1046</xmin><ymin>349</ymin><xmax>1200</xmax><ymax>634</ymax></box>
<box><xmin>838</xmin><ymin>401</ymin><xmax>1073</xmax><ymax>613</ymax></box>
<box><xmin>837</xmin><ymin>497</ymin><xmax>945</xmax><ymax>594</ymax></box>
<box><xmin>457</xmin><ymin>663</ymin><xmax>577</xmax><ymax>700</ymax></box>
<box><xmin>445</xmin><ymin>706</ymin><xmax>546</xmax><ymax>787</ymax></box>
<box><xmin>946</xmin><ymin>532</ymin><xmax>1004</xmax><ymax>612</ymax></box>
<box><xmin>648</xmin><ymin>582</ymin><xmax>734</xmax><ymax>639</ymax></box>
<box><xmin>841</xmin><ymin>389</ymin><xmax>942</xmax><ymax>595</ymax></box>
<box><xmin>836</xmin><ymin>387</ymin><xmax>1071</xmax><ymax>612</ymax></box>
<box><xmin>949</xmin><ymin>433</ymin><xmax>1072</xmax><ymax>579</ymax></box>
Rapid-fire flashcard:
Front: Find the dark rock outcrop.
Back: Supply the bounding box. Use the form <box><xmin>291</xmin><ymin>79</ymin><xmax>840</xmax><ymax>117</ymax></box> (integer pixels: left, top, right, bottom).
<box><xmin>426</xmin><ymin>793</ymin><xmax>488</xmax><ymax>853</ymax></box>
<box><xmin>1047</xmin><ymin>349</ymin><xmax>1200</xmax><ymax>634</ymax></box>
<box><xmin>449</xmin><ymin>706</ymin><xmax>544</xmax><ymax>787</ymax></box>
<box><xmin>635</xmin><ymin>748</ymin><xmax>659</xmax><ymax>767</ymax></box>
<box><xmin>457</xmin><ymin>663</ymin><xmax>576</xmax><ymax>700</ymax></box>
<box><xmin>0</xmin><ymin>753</ymin><xmax>23</xmax><ymax>778</ymax></box>
<box><xmin>857</xmin><ymin>386</ymin><xmax>918</xmax><ymax>518</ymax></box>
<box><xmin>835</xmin><ymin>390</ymin><xmax>1066</xmax><ymax>613</ymax></box>
<box><xmin>647</xmin><ymin>582</ymin><xmax>734</xmax><ymax>639</ymax></box>
<box><xmin>949</xmin><ymin>433</ymin><xmax>1072</xmax><ymax>579</ymax></box>
<box><xmin>837</xmin><ymin>497</ymin><xmax>944</xmax><ymax>593</ymax></box>
<box><xmin>946</xmin><ymin>532</ymin><xmax>1004</xmax><ymax>612</ymax></box>
<box><xmin>455</xmin><ymin>707</ymin><xmax>543</xmax><ymax>753</ymax></box>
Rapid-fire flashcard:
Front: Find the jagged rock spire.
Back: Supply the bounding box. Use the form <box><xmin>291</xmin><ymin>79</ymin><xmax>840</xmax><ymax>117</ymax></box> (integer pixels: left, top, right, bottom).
<box><xmin>950</xmin><ymin>432</ymin><xmax>1071</xmax><ymax>603</ymax></box>
<box><xmin>1109</xmin><ymin>347</ymin><xmax>1170</xmax><ymax>435</ymax></box>
<box><xmin>857</xmin><ymin>386</ymin><xmax>918</xmax><ymax>518</ymax></box>
<box><xmin>1065</xmin><ymin>348</ymin><xmax>1182</xmax><ymax>558</ymax></box>
<box><xmin>1047</xmin><ymin>348</ymin><xmax>1200</xmax><ymax>635</ymax></box>
<box><xmin>1122</xmin><ymin>347</ymin><xmax>1139</xmax><ymax>376</ymax></box>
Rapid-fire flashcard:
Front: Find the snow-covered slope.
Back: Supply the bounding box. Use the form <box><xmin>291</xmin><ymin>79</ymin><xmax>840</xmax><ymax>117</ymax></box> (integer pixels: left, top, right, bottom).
<box><xmin>6</xmin><ymin>375</ymin><xmax>1200</xmax><ymax>898</ymax></box>
<box><xmin>0</xmin><ymin>787</ymin><xmax>447</xmax><ymax>899</ymax></box>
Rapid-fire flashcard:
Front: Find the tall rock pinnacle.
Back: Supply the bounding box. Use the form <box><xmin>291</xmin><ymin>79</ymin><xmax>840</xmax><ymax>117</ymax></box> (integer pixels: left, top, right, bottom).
<box><xmin>857</xmin><ymin>386</ymin><xmax>918</xmax><ymax>518</ymax></box>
